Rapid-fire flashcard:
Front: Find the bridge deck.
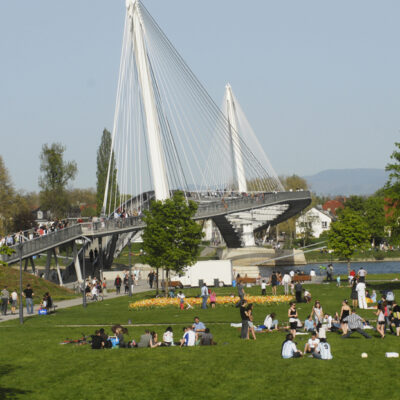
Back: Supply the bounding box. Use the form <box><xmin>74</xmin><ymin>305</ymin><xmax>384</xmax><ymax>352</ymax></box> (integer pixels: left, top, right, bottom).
<box><xmin>1</xmin><ymin>191</ymin><xmax>311</xmax><ymax>264</ymax></box>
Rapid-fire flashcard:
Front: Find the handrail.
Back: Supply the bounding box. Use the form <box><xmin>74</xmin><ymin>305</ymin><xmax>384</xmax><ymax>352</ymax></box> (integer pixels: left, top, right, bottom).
<box><xmin>0</xmin><ymin>191</ymin><xmax>311</xmax><ymax>263</ymax></box>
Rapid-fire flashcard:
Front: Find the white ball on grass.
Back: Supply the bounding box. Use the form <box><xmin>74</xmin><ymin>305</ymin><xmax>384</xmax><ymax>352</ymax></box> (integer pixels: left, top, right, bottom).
<box><xmin>361</xmin><ymin>352</ymin><xmax>368</xmax><ymax>358</ymax></box>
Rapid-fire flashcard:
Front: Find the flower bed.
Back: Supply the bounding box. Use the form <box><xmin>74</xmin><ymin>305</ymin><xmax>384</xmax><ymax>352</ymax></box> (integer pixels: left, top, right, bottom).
<box><xmin>129</xmin><ymin>295</ymin><xmax>293</xmax><ymax>309</ymax></box>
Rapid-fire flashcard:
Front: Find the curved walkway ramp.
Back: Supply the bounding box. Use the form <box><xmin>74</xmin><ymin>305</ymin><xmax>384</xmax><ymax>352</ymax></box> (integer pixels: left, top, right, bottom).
<box><xmin>1</xmin><ymin>191</ymin><xmax>311</xmax><ymax>264</ymax></box>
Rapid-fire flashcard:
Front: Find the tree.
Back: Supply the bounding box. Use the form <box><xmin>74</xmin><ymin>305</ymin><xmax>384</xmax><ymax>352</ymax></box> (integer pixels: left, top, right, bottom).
<box><xmin>0</xmin><ymin>244</ymin><xmax>14</xmax><ymax>266</ymax></box>
<box><xmin>11</xmin><ymin>194</ymin><xmax>36</xmax><ymax>232</ymax></box>
<box><xmin>0</xmin><ymin>155</ymin><xmax>15</xmax><ymax>235</ymax></box>
<box><xmin>384</xmin><ymin>142</ymin><xmax>400</xmax><ymax>243</ymax></box>
<box><xmin>96</xmin><ymin>129</ymin><xmax>119</xmax><ymax>216</ymax></box>
<box><xmin>364</xmin><ymin>195</ymin><xmax>385</xmax><ymax>246</ymax></box>
<box><xmin>39</xmin><ymin>143</ymin><xmax>77</xmax><ymax>218</ymax></box>
<box><xmin>141</xmin><ymin>191</ymin><xmax>204</xmax><ymax>295</ymax></box>
<box><xmin>328</xmin><ymin>208</ymin><xmax>370</xmax><ymax>273</ymax></box>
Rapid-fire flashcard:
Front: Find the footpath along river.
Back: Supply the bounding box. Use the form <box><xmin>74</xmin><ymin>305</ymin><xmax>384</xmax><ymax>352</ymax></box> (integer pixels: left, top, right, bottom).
<box><xmin>273</xmin><ymin>261</ymin><xmax>400</xmax><ymax>276</ymax></box>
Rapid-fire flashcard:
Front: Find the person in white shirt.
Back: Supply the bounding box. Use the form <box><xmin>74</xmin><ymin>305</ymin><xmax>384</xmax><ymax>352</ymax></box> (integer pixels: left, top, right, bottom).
<box><xmin>162</xmin><ymin>327</ymin><xmax>175</xmax><ymax>346</ymax></box>
<box><xmin>312</xmin><ymin>338</ymin><xmax>333</xmax><ymax>360</ymax></box>
<box><xmin>261</xmin><ymin>280</ymin><xmax>267</xmax><ymax>295</ymax></box>
<box><xmin>281</xmin><ymin>333</ymin><xmax>302</xmax><ymax>358</ymax></box>
<box><xmin>356</xmin><ymin>281</ymin><xmax>367</xmax><ymax>309</ymax></box>
<box><xmin>263</xmin><ymin>313</ymin><xmax>278</xmax><ymax>331</ymax></box>
<box><xmin>282</xmin><ymin>274</ymin><xmax>291</xmax><ymax>295</ymax></box>
<box><xmin>358</xmin><ymin>267</ymin><xmax>367</xmax><ymax>282</ymax></box>
<box><xmin>11</xmin><ymin>290</ymin><xmax>18</xmax><ymax>315</ymax></box>
<box><xmin>304</xmin><ymin>332</ymin><xmax>320</xmax><ymax>353</ymax></box>
<box><xmin>180</xmin><ymin>326</ymin><xmax>196</xmax><ymax>347</ymax></box>
<box><xmin>91</xmin><ymin>285</ymin><xmax>98</xmax><ymax>301</ymax></box>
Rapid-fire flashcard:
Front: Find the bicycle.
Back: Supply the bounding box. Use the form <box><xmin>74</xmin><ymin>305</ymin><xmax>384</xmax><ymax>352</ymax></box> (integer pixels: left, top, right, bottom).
<box><xmin>85</xmin><ymin>294</ymin><xmax>104</xmax><ymax>302</ymax></box>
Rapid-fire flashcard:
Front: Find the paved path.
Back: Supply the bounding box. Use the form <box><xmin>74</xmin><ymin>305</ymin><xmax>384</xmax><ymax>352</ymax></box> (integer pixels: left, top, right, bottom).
<box><xmin>0</xmin><ymin>280</ymin><xmax>154</xmax><ymax>324</ymax></box>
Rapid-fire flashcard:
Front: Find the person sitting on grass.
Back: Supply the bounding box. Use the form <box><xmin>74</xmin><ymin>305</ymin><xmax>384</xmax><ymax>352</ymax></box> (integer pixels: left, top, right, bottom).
<box><xmin>180</xmin><ymin>326</ymin><xmax>196</xmax><ymax>347</ymax></box>
<box><xmin>281</xmin><ymin>333</ymin><xmax>303</xmax><ymax>359</ymax></box>
<box><xmin>138</xmin><ymin>330</ymin><xmax>155</xmax><ymax>348</ymax></box>
<box><xmin>304</xmin><ymin>289</ymin><xmax>312</xmax><ymax>303</ymax></box>
<box><xmin>193</xmin><ymin>317</ymin><xmax>206</xmax><ymax>338</ymax></box>
<box><xmin>312</xmin><ymin>338</ymin><xmax>333</xmax><ymax>360</ymax></box>
<box><xmin>111</xmin><ymin>325</ymin><xmax>130</xmax><ymax>348</ymax></box>
<box><xmin>200</xmin><ymin>328</ymin><xmax>216</xmax><ymax>345</ymax></box>
<box><xmin>150</xmin><ymin>331</ymin><xmax>161</xmax><ymax>348</ymax></box>
<box><xmin>261</xmin><ymin>312</ymin><xmax>278</xmax><ymax>331</ymax></box>
<box><xmin>304</xmin><ymin>331</ymin><xmax>320</xmax><ymax>354</ymax></box>
<box><xmin>304</xmin><ymin>315</ymin><xmax>316</xmax><ymax>332</ymax></box>
<box><xmin>162</xmin><ymin>327</ymin><xmax>175</xmax><ymax>346</ymax></box>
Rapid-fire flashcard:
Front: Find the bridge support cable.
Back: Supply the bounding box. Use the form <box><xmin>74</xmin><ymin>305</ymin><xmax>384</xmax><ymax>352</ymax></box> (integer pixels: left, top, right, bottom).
<box><xmin>103</xmin><ymin>0</ymin><xmax>284</xmax><ymax>217</ymax></box>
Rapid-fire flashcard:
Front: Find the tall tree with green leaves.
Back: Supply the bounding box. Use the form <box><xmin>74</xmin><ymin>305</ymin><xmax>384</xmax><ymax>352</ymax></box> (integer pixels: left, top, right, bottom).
<box><xmin>38</xmin><ymin>143</ymin><xmax>77</xmax><ymax>218</ymax></box>
<box><xmin>328</xmin><ymin>208</ymin><xmax>370</xmax><ymax>273</ymax></box>
<box><xmin>141</xmin><ymin>191</ymin><xmax>204</xmax><ymax>295</ymax></box>
<box><xmin>96</xmin><ymin>129</ymin><xmax>119</xmax><ymax>216</ymax></box>
<box><xmin>385</xmin><ymin>142</ymin><xmax>400</xmax><ymax>243</ymax></box>
<box><xmin>0</xmin><ymin>155</ymin><xmax>15</xmax><ymax>234</ymax></box>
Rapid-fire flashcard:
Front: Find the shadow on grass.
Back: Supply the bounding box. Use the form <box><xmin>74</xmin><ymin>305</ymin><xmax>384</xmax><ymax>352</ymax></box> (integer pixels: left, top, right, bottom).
<box><xmin>0</xmin><ymin>365</ymin><xmax>31</xmax><ymax>399</ymax></box>
<box><xmin>367</xmin><ymin>281</ymin><xmax>400</xmax><ymax>292</ymax></box>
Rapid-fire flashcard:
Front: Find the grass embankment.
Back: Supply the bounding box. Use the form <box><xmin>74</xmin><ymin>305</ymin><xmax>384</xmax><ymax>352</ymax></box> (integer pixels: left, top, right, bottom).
<box><xmin>1</xmin><ymin>277</ymin><xmax>400</xmax><ymax>399</ymax></box>
<box><xmin>0</xmin><ymin>266</ymin><xmax>77</xmax><ymax>302</ymax></box>
<box><xmin>305</xmin><ymin>249</ymin><xmax>400</xmax><ymax>263</ymax></box>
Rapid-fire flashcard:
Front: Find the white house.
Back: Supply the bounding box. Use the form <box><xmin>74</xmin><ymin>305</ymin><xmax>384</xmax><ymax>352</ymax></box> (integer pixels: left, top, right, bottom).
<box><xmin>296</xmin><ymin>207</ymin><xmax>333</xmax><ymax>238</ymax></box>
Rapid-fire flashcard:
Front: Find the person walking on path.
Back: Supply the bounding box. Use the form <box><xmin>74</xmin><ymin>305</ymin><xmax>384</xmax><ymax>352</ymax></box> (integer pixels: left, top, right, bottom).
<box><xmin>341</xmin><ymin>310</ymin><xmax>372</xmax><ymax>339</ymax></box>
<box><xmin>148</xmin><ymin>270</ymin><xmax>155</xmax><ymax>289</ymax></box>
<box><xmin>23</xmin><ymin>284</ymin><xmax>34</xmax><ymax>314</ymax></box>
<box><xmin>201</xmin><ymin>283</ymin><xmax>208</xmax><ymax>309</ymax></box>
<box><xmin>114</xmin><ymin>275</ymin><xmax>122</xmax><ymax>294</ymax></box>
<box><xmin>10</xmin><ymin>289</ymin><xmax>18</xmax><ymax>315</ymax></box>
<box><xmin>1</xmin><ymin>287</ymin><xmax>9</xmax><ymax>315</ymax></box>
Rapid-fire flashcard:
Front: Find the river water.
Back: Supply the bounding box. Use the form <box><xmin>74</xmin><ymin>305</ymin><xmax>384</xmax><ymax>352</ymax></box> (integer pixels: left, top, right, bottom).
<box><xmin>272</xmin><ymin>261</ymin><xmax>400</xmax><ymax>276</ymax></box>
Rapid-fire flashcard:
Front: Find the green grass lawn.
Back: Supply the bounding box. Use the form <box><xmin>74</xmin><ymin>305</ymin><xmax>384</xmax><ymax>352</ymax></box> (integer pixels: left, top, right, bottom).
<box><xmin>1</xmin><ymin>278</ymin><xmax>400</xmax><ymax>399</ymax></box>
<box><xmin>0</xmin><ymin>266</ymin><xmax>77</xmax><ymax>303</ymax></box>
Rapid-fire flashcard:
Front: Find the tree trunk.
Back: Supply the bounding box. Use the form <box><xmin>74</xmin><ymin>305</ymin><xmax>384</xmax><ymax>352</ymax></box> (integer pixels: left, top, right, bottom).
<box><xmin>347</xmin><ymin>259</ymin><xmax>351</xmax><ymax>276</ymax></box>
<box><xmin>165</xmin><ymin>269</ymin><xmax>169</xmax><ymax>298</ymax></box>
<box><xmin>155</xmin><ymin>267</ymin><xmax>159</xmax><ymax>295</ymax></box>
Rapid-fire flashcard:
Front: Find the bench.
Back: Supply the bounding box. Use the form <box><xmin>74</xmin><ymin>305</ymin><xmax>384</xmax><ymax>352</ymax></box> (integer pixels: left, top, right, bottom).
<box><xmin>292</xmin><ymin>275</ymin><xmax>311</xmax><ymax>283</ymax></box>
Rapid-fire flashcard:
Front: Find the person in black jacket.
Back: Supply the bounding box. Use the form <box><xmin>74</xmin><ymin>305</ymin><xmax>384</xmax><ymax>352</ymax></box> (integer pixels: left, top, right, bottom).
<box><xmin>114</xmin><ymin>275</ymin><xmax>122</xmax><ymax>294</ymax></box>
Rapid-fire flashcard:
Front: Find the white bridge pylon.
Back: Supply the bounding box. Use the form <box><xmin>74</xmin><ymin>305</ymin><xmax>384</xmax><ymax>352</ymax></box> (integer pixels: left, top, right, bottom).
<box><xmin>222</xmin><ymin>84</ymin><xmax>285</xmax><ymax>246</ymax></box>
<box><xmin>103</xmin><ymin>0</ymin><xmax>285</xmax><ymax>244</ymax></box>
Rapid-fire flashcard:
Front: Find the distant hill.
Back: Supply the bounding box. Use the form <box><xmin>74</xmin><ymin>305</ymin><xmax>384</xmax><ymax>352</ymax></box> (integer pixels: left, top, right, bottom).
<box><xmin>304</xmin><ymin>168</ymin><xmax>389</xmax><ymax>196</ymax></box>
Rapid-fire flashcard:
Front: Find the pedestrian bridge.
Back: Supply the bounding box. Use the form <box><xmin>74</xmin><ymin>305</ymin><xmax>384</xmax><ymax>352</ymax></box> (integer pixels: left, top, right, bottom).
<box><xmin>1</xmin><ymin>190</ymin><xmax>310</xmax><ymax>265</ymax></box>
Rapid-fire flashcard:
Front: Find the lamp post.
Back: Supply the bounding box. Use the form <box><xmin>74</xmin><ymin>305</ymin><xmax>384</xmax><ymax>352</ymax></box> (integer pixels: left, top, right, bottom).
<box><xmin>128</xmin><ymin>239</ymin><xmax>133</xmax><ymax>297</ymax></box>
<box><xmin>18</xmin><ymin>242</ymin><xmax>24</xmax><ymax>324</ymax></box>
<box><xmin>82</xmin><ymin>239</ymin><xmax>87</xmax><ymax>308</ymax></box>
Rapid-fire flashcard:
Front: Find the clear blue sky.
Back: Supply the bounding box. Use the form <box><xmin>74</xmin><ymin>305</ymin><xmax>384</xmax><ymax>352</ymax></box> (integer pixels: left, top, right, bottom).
<box><xmin>1</xmin><ymin>0</ymin><xmax>399</xmax><ymax>192</ymax></box>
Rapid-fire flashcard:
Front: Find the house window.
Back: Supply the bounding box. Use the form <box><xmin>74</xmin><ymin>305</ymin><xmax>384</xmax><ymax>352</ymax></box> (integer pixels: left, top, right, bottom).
<box><xmin>321</xmin><ymin>221</ymin><xmax>328</xmax><ymax>229</ymax></box>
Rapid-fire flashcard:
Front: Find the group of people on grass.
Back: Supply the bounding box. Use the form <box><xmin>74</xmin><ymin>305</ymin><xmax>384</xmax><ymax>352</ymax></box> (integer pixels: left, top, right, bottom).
<box><xmin>91</xmin><ymin>317</ymin><xmax>216</xmax><ymax>349</ymax></box>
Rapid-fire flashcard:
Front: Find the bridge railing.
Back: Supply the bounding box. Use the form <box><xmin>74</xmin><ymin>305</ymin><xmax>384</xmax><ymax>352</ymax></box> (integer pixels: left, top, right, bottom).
<box><xmin>80</xmin><ymin>215</ymin><xmax>145</xmax><ymax>236</ymax></box>
<box><xmin>0</xmin><ymin>224</ymin><xmax>83</xmax><ymax>263</ymax></box>
<box><xmin>195</xmin><ymin>191</ymin><xmax>310</xmax><ymax>219</ymax></box>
